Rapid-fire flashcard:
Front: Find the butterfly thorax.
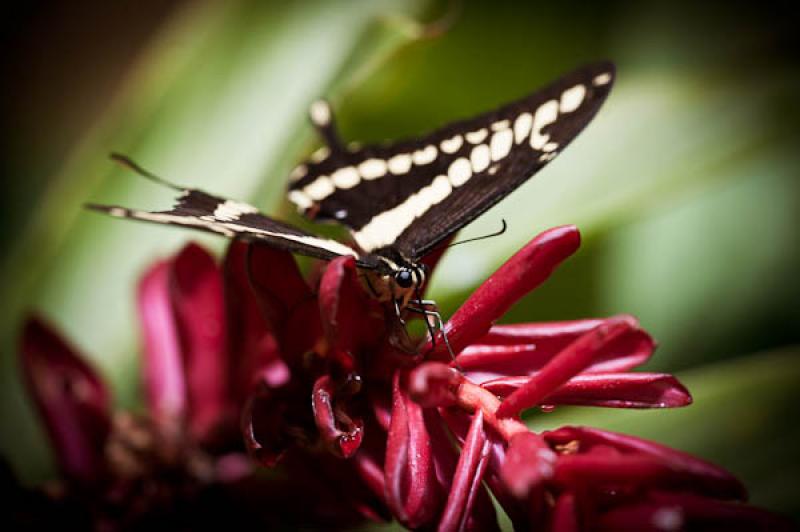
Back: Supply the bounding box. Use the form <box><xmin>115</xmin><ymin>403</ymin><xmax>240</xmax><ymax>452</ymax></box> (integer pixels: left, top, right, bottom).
<box><xmin>360</xmin><ymin>253</ymin><xmax>427</xmax><ymax>309</ymax></box>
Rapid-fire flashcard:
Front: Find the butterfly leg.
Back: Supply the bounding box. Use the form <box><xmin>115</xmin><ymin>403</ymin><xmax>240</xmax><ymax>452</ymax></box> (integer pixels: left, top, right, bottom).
<box><xmin>393</xmin><ymin>298</ymin><xmax>406</xmax><ymax>328</ymax></box>
<box><xmin>414</xmin><ymin>299</ymin><xmax>446</xmax><ymax>338</ymax></box>
<box><xmin>405</xmin><ymin>301</ymin><xmax>457</xmax><ymax>367</ymax></box>
<box><xmin>390</xmin><ymin>298</ymin><xmax>420</xmax><ymax>355</ymax></box>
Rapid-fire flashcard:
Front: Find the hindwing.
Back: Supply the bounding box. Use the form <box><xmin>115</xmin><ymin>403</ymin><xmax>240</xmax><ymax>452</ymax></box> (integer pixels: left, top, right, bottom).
<box><xmin>88</xmin><ymin>188</ymin><xmax>360</xmax><ymax>263</ymax></box>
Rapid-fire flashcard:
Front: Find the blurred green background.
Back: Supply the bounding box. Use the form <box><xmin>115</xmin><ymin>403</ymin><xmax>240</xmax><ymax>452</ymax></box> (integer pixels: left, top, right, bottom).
<box><xmin>1</xmin><ymin>0</ymin><xmax>798</xmax><ymax>523</ymax></box>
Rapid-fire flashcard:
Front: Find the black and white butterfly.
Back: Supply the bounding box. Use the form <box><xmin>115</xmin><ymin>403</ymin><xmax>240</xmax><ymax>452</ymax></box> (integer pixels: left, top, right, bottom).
<box><xmin>88</xmin><ymin>62</ymin><xmax>614</xmax><ymax>354</ymax></box>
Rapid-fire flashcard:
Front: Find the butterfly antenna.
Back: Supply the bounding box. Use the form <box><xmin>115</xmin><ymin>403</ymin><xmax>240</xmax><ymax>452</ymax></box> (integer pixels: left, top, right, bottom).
<box><xmin>446</xmin><ymin>219</ymin><xmax>507</xmax><ymax>249</ymax></box>
<box><xmin>109</xmin><ymin>153</ymin><xmax>183</xmax><ymax>191</ymax></box>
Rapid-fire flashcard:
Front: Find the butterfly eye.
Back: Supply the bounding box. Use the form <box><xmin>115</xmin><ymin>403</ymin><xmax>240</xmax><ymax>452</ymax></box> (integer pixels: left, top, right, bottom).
<box><xmin>394</xmin><ymin>269</ymin><xmax>414</xmax><ymax>288</ymax></box>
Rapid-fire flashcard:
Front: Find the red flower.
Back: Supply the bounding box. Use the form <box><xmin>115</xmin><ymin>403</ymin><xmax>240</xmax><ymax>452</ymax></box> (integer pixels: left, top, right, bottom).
<box><xmin>16</xmin><ymin>227</ymin><xmax>790</xmax><ymax>530</ymax></box>
<box><xmin>16</xmin><ymin>243</ymin><xmax>368</xmax><ymax>529</ymax></box>
<box><xmin>238</xmin><ymin>225</ymin><xmax>789</xmax><ymax>530</ymax></box>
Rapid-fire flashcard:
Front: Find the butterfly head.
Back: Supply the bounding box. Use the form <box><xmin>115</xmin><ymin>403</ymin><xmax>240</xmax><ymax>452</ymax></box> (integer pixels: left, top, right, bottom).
<box><xmin>362</xmin><ymin>255</ymin><xmax>427</xmax><ymax>309</ymax></box>
<box><xmin>393</xmin><ymin>268</ymin><xmax>415</xmax><ymax>289</ymax></box>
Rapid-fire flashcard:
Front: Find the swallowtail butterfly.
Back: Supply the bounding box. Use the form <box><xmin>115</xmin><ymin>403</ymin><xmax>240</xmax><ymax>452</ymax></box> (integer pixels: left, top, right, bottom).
<box><xmin>88</xmin><ymin>62</ymin><xmax>615</xmax><ymax>354</ymax></box>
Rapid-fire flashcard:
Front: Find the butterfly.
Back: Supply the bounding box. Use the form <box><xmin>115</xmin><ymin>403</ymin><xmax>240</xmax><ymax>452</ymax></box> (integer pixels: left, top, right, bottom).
<box><xmin>88</xmin><ymin>61</ymin><xmax>615</xmax><ymax>355</ymax></box>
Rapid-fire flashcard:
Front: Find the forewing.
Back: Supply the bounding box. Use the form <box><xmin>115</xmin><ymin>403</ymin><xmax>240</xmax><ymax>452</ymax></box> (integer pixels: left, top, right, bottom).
<box><xmin>87</xmin><ymin>189</ymin><xmax>360</xmax><ymax>262</ymax></box>
<box><xmin>288</xmin><ymin>62</ymin><xmax>614</xmax><ymax>259</ymax></box>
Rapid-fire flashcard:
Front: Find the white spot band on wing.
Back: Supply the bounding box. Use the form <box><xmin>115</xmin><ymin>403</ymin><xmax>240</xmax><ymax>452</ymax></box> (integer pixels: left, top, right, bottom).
<box><xmin>388</xmin><ymin>153</ymin><xmax>412</xmax><ymax>174</ymax></box>
<box><xmin>448</xmin><ymin>157</ymin><xmax>472</xmax><ymax>187</ymax></box>
<box><xmin>470</xmin><ymin>144</ymin><xmax>491</xmax><ymax>173</ymax></box>
<box><xmin>514</xmin><ymin>112</ymin><xmax>533</xmax><ymax>144</ymax></box>
<box><xmin>490</xmin><ymin>119</ymin><xmax>510</xmax><ymax>132</ymax></box>
<box><xmin>542</xmin><ymin>142</ymin><xmax>559</xmax><ymax>153</ymax></box>
<box><xmin>288</xmin><ymin>190</ymin><xmax>313</xmax><ymax>210</ymax></box>
<box><xmin>126</xmin><ymin>210</ymin><xmax>357</xmax><ymax>257</ymax></box>
<box><xmin>560</xmin><ymin>84</ymin><xmax>586</xmax><ymax>113</ymax></box>
<box><xmin>213</xmin><ymin>200</ymin><xmax>259</xmax><ymax>222</ymax></box>
<box><xmin>465</xmin><ymin>128</ymin><xmax>488</xmax><ymax>144</ymax></box>
<box><xmin>440</xmin><ymin>135</ymin><xmax>463</xmax><ymax>154</ymax></box>
<box><xmin>412</xmin><ymin>145</ymin><xmax>438</xmax><ymax>165</ymax></box>
<box><xmin>490</xmin><ymin>129</ymin><xmax>513</xmax><ymax>161</ymax></box>
<box><xmin>358</xmin><ymin>158</ymin><xmax>388</xmax><ymax>180</ymax></box>
<box><xmin>304</xmin><ymin>176</ymin><xmax>335</xmax><ymax>200</ymax></box>
<box><xmin>530</xmin><ymin>99</ymin><xmax>559</xmax><ymax>150</ymax></box>
<box><xmin>299</xmin><ymin>154</ymin><xmax>398</xmax><ymax>203</ymax></box>
<box><xmin>354</xmin><ymin>175</ymin><xmax>453</xmax><ymax>252</ymax></box>
<box><xmin>593</xmin><ymin>72</ymin><xmax>612</xmax><ymax>86</ymax></box>
<box><xmin>331</xmin><ymin>166</ymin><xmax>360</xmax><ymax>188</ymax></box>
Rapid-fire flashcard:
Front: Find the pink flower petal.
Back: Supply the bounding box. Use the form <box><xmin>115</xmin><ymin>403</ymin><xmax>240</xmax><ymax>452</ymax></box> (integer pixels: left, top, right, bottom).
<box><xmin>443</xmin><ymin>410</ymin><xmax>532</xmax><ymax>530</ymax></box>
<box><xmin>246</xmin><ymin>243</ymin><xmax>312</xmax><ymax>343</ymax></box>
<box><xmin>312</xmin><ymin>375</ymin><xmax>364</xmax><ymax>458</ymax></box>
<box><xmin>242</xmin><ymin>335</ymin><xmax>288</xmax><ymax>390</ymax></box>
<box><xmin>214</xmin><ymin>452</ymin><xmax>254</xmax><ymax>483</ymax></box>
<box><xmin>240</xmin><ymin>390</ymin><xmax>287</xmax><ymax>467</ymax></box>
<box><xmin>597</xmin><ymin>491</ymin><xmax>794</xmax><ymax>531</ymax></box>
<box><xmin>499</xmin><ymin>431</ymin><xmax>556</xmax><ymax>498</ymax></box>
<box><xmin>241</xmin><ymin>245</ymin><xmax>321</xmax><ymax>363</ymax></box>
<box><xmin>223</xmin><ymin>241</ymin><xmax>289</xmax><ymax>406</ymax></box>
<box><xmin>318</xmin><ymin>256</ymin><xmax>386</xmax><ymax>370</ymax></box>
<box><xmin>279</xmin><ymin>451</ymin><xmax>390</xmax><ymax>525</ymax></box>
<box><xmin>458</xmin><ymin>316</ymin><xmax>655</xmax><ymax>384</ymax></box>
<box><xmin>369</xmin><ymin>386</ymin><xmax>393</xmax><ymax>432</ymax></box>
<box><xmin>460</xmin><ymin>494</ymin><xmax>501</xmax><ymax>532</ymax></box>
<box><xmin>169</xmin><ymin>243</ymin><xmax>227</xmax><ymax>444</ymax></box>
<box><xmin>550</xmin><ymin>492</ymin><xmax>580</xmax><ymax>532</ymax></box>
<box><xmin>473</xmin><ymin>319</ymin><xmax>607</xmax><ymax>348</ymax></box>
<box><xmin>352</xmin><ymin>434</ymin><xmax>387</xmax><ymax>502</ymax></box>
<box><xmin>429</xmin><ymin>226</ymin><xmax>581</xmax><ymax>360</ymax></box>
<box><xmin>553</xmin><ymin>447</ymin><xmax>679</xmax><ymax>489</ymax></box>
<box><xmin>19</xmin><ymin>316</ymin><xmax>110</xmax><ymax>484</ymax></box>
<box><xmin>484</xmin><ymin>443</ymin><xmax>533</xmax><ymax>529</ymax></box>
<box><xmin>384</xmin><ymin>371</ymin><xmax>438</xmax><ymax>528</ymax></box>
<box><xmin>426</xmin><ymin>410</ymin><xmax>459</xmax><ymax>490</ymax></box>
<box><xmin>495</xmin><ymin>318</ymin><xmax>634</xmax><ymax>417</ymax></box>
<box><xmin>544</xmin><ymin>426</ymin><xmax>746</xmax><ymax>500</ymax></box>
<box><xmin>240</xmin><ymin>376</ymin><xmax>315</xmax><ymax>468</ymax></box>
<box><xmin>283</xmin><ymin>298</ymin><xmax>324</xmax><ymax>362</ymax></box>
<box><xmin>428</xmin><ymin>410</ymin><xmax>500</xmax><ymax>532</ymax></box>
<box><xmin>137</xmin><ymin>260</ymin><xmax>187</xmax><ymax>432</ymax></box>
<box><xmin>438</xmin><ymin>410</ymin><xmax>493</xmax><ymax>532</ymax></box>
<box><xmin>483</xmin><ymin>373</ymin><xmax>692</xmax><ymax>409</ymax></box>
<box><xmin>408</xmin><ymin>362</ymin><xmax>461</xmax><ymax>408</ymax></box>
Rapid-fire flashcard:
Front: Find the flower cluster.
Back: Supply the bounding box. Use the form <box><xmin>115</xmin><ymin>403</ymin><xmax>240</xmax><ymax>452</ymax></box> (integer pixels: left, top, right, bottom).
<box><xmin>14</xmin><ymin>226</ymin><xmax>789</xmax><ymax>530</ymax></box>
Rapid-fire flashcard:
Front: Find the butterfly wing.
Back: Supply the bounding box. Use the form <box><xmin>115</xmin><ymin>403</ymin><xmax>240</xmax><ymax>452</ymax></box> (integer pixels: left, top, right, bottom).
<box><xmin>88</xmin><ymin>188</ymin><xmax>360</xmax><ymax>262</ymax></box>
<box><xmin>288</xmin><ymin>62</ymin><xmax>614</xmax><ymax>260</ymax></box>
